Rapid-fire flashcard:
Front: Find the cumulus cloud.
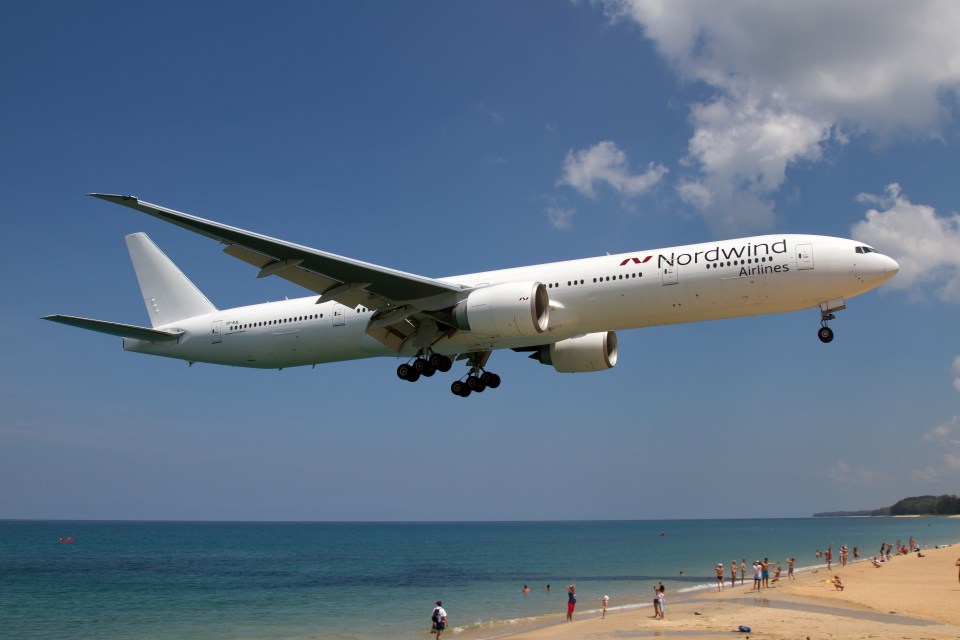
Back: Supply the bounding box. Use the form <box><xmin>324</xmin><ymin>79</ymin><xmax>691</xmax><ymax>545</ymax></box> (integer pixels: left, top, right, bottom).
<box><xmin>597</xmin><ymin>0</ymin><xmax>960</xmax><ymax>233</ymax></box>
<box><xmin>817</xmin><ymin>459</ymin><xmax>878</xmax><ymax>486</ymax></box>
<box><xmin>558</xmin><ymin>140</ymin><xmax>668</xmax><ymax>198</ymax></box>
<box><xmin>851</xmin><ymin>184</ymin><xmax>960</xmax><ymax>303</ymax></box>
<box><xmin>915</xmin><ymin>416</ymin><xmax>960</xmax><ymax>480</ymax></box>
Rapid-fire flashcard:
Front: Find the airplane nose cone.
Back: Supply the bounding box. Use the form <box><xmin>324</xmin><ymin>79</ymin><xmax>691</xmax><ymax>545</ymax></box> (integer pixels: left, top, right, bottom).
<box><xmin>884</xmin><ymin>255</ymin><xmax>900</xmax><ymax>279</ymax></box>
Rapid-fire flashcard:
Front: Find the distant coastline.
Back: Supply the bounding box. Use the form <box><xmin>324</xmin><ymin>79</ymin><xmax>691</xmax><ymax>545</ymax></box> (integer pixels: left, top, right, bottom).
<box><xmin>814</xmin><ymin>494</ymin><xmax>960</xmax><ymax>518</ymax></box>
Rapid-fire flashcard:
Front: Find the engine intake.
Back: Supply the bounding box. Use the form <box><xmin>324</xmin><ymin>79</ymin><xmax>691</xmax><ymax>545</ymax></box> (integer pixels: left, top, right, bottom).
<box><xmin>535</xmin><ymin>331</ymin><xmax>618</xmax><ymax>373</ymax></box>
<box><xmin>454</xmin><ymin>281</ymin><xmax>549</xmax><ymax>338</ymax></box>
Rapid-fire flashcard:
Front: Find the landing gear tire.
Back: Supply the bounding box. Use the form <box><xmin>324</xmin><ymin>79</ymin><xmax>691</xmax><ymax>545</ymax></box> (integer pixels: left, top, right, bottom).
<box><xmin>413</xmin><ymin>358</ymin><xmax>436</xmax><ymax>377</ymax></box>
<box><xmin>397</xmin><ymin>363</ymin><xmax>413</xmax><ymax>381</ymax></box>
<box><xmin>818</xmin><ymin>326</ymin><xmax>834</xmax><ymax>343</ymax></box>
<box><xmin>451</xmin><ymin>380</ymin><xmax>470</xmax><ymax>397</ymax></box>
<box><xmin>466</xmin><ymin>375</ymin><xmax>486</xmax><ymax>393</ymax></box>
<box><xmin>480</xmin><ymin>372</ymin><xmax>501</xmax><ymax>388</ymax></box>
<box><xmin>429</xmin><ymin>354</ymin><xmax>453</xmax><ymax>373</ymax></box>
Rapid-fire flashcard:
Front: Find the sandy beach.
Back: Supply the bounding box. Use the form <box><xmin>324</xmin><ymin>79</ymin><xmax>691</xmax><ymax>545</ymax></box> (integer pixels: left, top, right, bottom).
<box><xmin>502</xmin><ymin>544</ymin><xmax>960</xmax><ymax>640</ymax></box>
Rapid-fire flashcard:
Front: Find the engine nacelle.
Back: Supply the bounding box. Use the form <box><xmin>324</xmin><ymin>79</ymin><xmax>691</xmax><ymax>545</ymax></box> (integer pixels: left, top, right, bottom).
<box><xmin>454</xmin><ymin>281</ymin><xmax>549</xmax><ymax>338</ymax></box>
<box><xmin>537</xmin><ymin>331</ymin><xmax>618</xmax><ymax>373</ymax></box>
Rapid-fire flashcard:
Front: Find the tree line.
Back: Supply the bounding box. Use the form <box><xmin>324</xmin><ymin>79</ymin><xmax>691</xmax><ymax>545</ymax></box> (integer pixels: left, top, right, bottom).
<box><xmin>813</xmin><ymin>494</ymin><xmax>960</xmax><ymax>517</ymax></box>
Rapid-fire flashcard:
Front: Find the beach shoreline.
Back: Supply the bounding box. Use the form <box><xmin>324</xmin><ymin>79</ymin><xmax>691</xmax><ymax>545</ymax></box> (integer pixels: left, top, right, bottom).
<box><xmin>487</xmin><ymin>544</ymin><xmax>960</xmax><ymax>640</ymax></box>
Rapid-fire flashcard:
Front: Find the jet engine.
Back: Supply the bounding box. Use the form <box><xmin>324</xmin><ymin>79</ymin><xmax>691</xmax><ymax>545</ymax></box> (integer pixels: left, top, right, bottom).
<box><xmin>454</xmin><ymin>281</ymin><xmax>549</xmax><ymax>338</ymax></box>
<box><xmin>534</xmin><ymin>331</ymin><xmax>618</xmax><ymax>373</ymax></box>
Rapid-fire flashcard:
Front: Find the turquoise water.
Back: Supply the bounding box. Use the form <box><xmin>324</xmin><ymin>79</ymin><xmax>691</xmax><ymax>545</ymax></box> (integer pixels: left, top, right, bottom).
<box><xmin>2</xmin><ymin>518</ymin><xmax>959</xmax><ymax>640</ymax></box>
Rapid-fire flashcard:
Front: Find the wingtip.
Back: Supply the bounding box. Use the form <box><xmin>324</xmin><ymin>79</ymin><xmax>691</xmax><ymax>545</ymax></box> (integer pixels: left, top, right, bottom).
<box><xmin>88</xmin><ymin>193</ymin><xmax>139</xmax><ymax>202</ymax></box>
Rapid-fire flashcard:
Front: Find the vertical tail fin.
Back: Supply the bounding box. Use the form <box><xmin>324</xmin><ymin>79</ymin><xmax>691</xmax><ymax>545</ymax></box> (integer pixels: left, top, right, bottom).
<box><xmin>125</xmin><ymin>232</ymin><xmax>217</xmax><ymax>327</ymax></box>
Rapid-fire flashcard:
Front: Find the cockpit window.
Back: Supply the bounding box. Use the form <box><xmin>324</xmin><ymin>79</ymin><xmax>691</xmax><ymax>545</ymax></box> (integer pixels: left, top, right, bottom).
<box><xmin>855</xmin><ymin>245</ymin><xmax>876</xmax><ymax>254</ymax></box>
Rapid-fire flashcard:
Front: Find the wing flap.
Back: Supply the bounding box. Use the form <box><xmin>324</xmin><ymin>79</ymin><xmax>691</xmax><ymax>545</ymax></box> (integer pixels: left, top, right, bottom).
<box><xmin>222</xmin><ymin>244</ymin><xmax>381</xmax><ymax>309</ymax></box>
<box><xmin>42</xmin><ymin>315</ymin><xmax>183</xmax><ymax>342</ymax></box>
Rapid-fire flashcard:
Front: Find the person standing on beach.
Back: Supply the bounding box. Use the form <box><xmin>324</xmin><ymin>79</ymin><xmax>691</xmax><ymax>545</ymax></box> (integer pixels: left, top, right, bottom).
<box><xmin>566</xmin><ymin>584</ymin><xmax>576</xmax><ymax>622</ymax></box>
<box><xmin>752</xmin><ymin>560</ymin><xmax>762</xmax><ymax>591</ymax></box>
<box><xmin>761</xmin><ymin>558</ymin><xmax>772</xmax><ymax>588</ymax></box>
<box><xmin>825</xmin><ymin>546</ymin><xmax>833</xmax><ymax>570</ymax></box>
<box><xmin>657</xmin><ymin>584</ymin><xmax>665</xmax><ymax>618</ymax></box>
<box><xmin>715</xmin><ymin>563</ymin><xmax>725</xmax><ymax>591</ymax></box>
<box><xmin>431</xmin><ymin>601</ymin><xmax>447</xmax><ymax>639</ymax></box>
<box><xmin>731</xmin><ymin>560</ymin><xmax>738</xmax><ymax>589</ymax></box>
<box><xmin>955</xmin><ymin>557</ymin><xmax>960</xmax><ymax>583</ymax></box>
<box><xmin>788</xmin><ymin>557</ymin><xmax>795</xmax><ymax>580</ymax></box>
<box><xmin>740</xmin><ymin>559</ymin><xmax>746</xmax><ymax>586</ymax></box>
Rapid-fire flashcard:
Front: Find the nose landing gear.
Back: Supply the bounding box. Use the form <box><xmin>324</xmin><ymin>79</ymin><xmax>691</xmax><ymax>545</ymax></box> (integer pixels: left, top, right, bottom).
<box><xmin>817</xmin><ymin>298</ymin><xmax>845</xmax><ymax>344</ymax></box>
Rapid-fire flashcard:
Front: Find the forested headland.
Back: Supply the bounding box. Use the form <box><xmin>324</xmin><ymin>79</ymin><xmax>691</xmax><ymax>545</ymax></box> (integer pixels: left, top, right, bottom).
<box><xmin>813</xmin><ymin>494</ymin><xmax>960</xmax><ymax>517</ymax></box>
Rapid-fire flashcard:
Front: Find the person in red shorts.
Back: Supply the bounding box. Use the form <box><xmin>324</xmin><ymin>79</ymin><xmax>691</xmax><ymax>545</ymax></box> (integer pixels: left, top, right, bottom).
<box><xmin>566</xmin><ymin>584</ymin><xmax>576</xmax><ymax>621</ymax></box>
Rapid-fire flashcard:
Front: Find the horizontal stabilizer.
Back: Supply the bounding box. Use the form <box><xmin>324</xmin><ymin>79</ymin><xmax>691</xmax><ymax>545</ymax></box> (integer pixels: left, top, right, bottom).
<box><xmin>42</xmin><ymin>315</ymin><xmax>183</xmax><ymax>342</ymax></box>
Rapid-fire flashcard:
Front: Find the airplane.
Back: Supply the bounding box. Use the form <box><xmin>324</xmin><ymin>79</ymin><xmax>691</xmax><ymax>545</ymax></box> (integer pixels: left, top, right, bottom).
<box><xmin>44</xmin><ymin>194</ymin><xmax>900</xmax><ymax>397</ymax></box>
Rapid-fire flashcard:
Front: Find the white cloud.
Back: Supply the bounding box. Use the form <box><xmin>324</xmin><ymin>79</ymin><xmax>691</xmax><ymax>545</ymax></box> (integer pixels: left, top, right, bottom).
<box><xmin>558</xmin><ymin>140</ymin><xmax>668</xmax><ymax>198</ymax></box>
<box><xmin>597</xmin><ymin>0</ymin><xmax>960</xmax><ymax>232</ymax></box>
<box><xmin>546</xmin><ymin>206</ymin><xmax>577</xmax><ymax>230</ymax></box>
<box><xmin>915</xmin><ymin>416</ymin><xmax>960</xmax><ymax>480</ymax></box>
<box><xmin>817</xmin><ymin>459</ymin><xmax>878</xmax><ymax>486</ymax></box>
<box><xmin>923</xmin><ymin>415</ymin><xmax>960</xmax><ymax>446</ymax></box>
<box><xmin>851</xmin><ymin>184</ymin><xmax>960</xmax><ymax>303</ymax></box>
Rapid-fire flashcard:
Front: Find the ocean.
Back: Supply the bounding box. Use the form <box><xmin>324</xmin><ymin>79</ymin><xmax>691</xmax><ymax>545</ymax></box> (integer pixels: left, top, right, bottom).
<box><xmin>2</xmin><ymin>518</ymin><xmax>959</xmax><ymax>640</ymax></box>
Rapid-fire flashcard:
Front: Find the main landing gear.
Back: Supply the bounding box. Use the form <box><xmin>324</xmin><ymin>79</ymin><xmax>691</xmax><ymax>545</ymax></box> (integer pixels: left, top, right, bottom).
<box><xmin>450</xmin><ymin>369</ymin><xmax>501</xmax><ymax>398</ymax></box>
<box><xmin>396</xmin><ymin>350</ymin><xmax>503</xmax><ymax>397</ymax></box>
<box><xmin>396</xmin><ymin>353</ymin><xmax>453</xmax><ymax>382</ymax></box>
<box><xmin>449</xmin><ymin>351</ymin><xmax>501</xmax><ymax>398</ymax></box>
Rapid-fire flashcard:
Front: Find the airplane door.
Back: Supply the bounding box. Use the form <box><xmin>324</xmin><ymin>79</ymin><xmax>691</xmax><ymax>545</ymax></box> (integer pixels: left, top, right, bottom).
<box><xmin>211</xmin><ymin>319</ymin><xmax>222</xmax><ymax>344</ymax></box>
<box><xmin>662</xmin><ymin>265</ymin><xmax>678</xmax><ymax>285</ymax></box>
<box><xmin>333</xmin><ymin>304</ymin><xmax>346</xmax><ymax>327</ymax></box>
<box><xmin>796</xmin><ymin>243</ymin><xmax>814</xmax><ymax>270</ymax></box>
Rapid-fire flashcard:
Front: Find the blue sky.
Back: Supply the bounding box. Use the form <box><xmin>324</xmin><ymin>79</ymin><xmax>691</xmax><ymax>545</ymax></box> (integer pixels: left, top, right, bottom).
<box><xmin>2</xmin><ymin>1</ymin><xmax>959</xmax><ymax>521</ymax></box>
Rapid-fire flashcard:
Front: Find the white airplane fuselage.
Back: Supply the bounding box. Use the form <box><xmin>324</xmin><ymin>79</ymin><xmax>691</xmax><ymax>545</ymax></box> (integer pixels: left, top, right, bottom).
<box><xmin>123</xmin><ymin>234</ymin><xmax>897</xmax><ymax>369</ymax></box>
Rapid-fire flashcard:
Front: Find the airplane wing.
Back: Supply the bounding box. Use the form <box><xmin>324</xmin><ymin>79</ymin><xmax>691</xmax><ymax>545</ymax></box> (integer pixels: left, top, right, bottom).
<box><xmin>88</xmin><ymin>194</ymin><xmax>463</xmax><ymax>312</ymax></box>
<box><xmin>42</xmin><ymin>315</ymin><xmax>183</xmax><ymax>341</ymax></box>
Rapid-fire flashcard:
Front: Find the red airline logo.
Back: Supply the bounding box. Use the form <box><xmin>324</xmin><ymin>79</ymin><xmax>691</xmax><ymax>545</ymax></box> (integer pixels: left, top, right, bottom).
<box><xmin>619</xmin><ymin>256</ymin><xmax>652</xmax><ymax>266</ymax></box>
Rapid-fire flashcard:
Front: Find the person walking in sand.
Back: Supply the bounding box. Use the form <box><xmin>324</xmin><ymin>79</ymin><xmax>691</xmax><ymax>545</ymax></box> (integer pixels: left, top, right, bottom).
<box><xmin>566</xmin><ymin>584</ymin><xmax>576</xmax><ymax>622</ymax></box>
<box><xmin>600</xmin><ymin>595</ymin><xmax>609</xmax><ymax>619</ymax></box>
<box><xmin>788</xmin><ymin>557</ymin><xmax>795</xmax><ymax>580</ymax></box>
<box><xmin>715</xmin><ymin>563</ymin><xmax>725</xmax><ymax>591</ymax></box>
<box><xmin>431</xmin><ymin>601</ymin><xmax>447</xmax><ymax>639</ymax></box>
